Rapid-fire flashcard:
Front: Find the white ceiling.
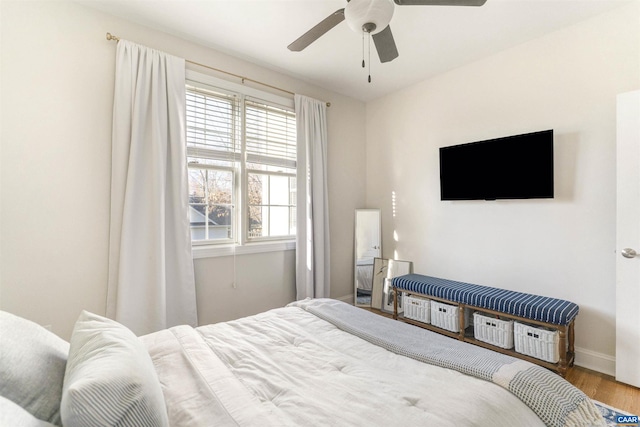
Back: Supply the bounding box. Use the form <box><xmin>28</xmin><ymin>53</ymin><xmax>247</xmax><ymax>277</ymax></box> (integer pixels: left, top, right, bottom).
<box><xmin>79</xmin><ymin>0</ymin><xmax>631</xmax><ymax>102</ymax></box>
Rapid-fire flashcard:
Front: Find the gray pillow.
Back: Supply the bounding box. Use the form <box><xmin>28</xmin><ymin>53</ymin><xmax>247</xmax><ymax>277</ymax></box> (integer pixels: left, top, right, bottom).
<box><xmin>0</xmin><ymin>396</ymin><xmax>58</xmax><ymax>427</ymax></box>
<box><xmin>61</xmin><ymin>311</ymin><xmax>169</xmax><ymax>427</ymax></box>
<box><xmin>0</xmin><ymin>310</ymin><xmax>69</xmax><ymax>425</ymax></box>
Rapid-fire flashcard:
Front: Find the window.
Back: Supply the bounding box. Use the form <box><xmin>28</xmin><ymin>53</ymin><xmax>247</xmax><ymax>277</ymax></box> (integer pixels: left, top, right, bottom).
<box><xmin>245</xmin><ymin>100</ymin><xmax>297</xmax><ymax>239</ymax></box>
<box><xmin>185</xmin><ymin>74</ymin><xmax>296</xmax><ymax>248</ymax></box>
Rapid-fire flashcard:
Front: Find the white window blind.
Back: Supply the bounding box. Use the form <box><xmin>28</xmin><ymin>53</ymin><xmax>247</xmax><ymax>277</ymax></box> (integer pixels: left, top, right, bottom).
<box><xmin>186</xmin><ymin>86</ymin><xmax>240</xmax><ymax>162</ymax></box>
<box><xmin>245</xmin><ymin>99</ymin><xmax>296</xmax><ymax>171</ymax></box>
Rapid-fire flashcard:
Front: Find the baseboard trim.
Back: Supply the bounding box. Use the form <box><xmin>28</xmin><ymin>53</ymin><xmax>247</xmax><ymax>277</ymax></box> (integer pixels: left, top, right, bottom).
<box><xmin>574</xmin><ymin>346</ymin><xmax>615</xmax><ymax>377</ymax></box>
<box><xmin>336</xmin><ymin>294</ymin><xmax>354</xmax><ymax>305</ymax></box>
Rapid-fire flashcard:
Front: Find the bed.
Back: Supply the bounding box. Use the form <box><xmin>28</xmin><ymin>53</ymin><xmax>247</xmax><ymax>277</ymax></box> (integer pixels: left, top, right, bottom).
<box><xmin>0</xmin><ymin>299</ymin><xmax>605</xmax><ymax>427</ymax></box>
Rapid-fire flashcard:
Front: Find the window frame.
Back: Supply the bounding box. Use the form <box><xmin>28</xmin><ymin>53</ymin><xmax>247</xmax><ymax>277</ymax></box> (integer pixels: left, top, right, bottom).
<box><xmin>185</xmin><ymin>70</ymin><xmax>297</xmax><ymax>257</ymax></box>
<box><xmin>187</xmin><ymin>163</ymin><xmax>236</xmax><ymax>245</ymax></box>
<box><xmin>245</xmin><ymin>170</ymin><xmax>297</xmax><ymax>242</ymax></box>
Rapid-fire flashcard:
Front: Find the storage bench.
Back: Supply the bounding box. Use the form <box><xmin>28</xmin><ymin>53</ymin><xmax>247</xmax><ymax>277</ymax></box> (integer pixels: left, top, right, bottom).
<box><xmin>392</xmin><ymin>274</ymin><xmax>578</xmax><ymax>376</ymax></box>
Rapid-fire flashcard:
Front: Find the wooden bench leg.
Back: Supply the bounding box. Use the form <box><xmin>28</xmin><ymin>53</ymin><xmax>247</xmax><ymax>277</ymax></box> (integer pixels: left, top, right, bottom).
<box><xmin>568</xmin><ymin>322</ymin><xmax>575</xmax><ymax>353</ymax></box>
<box><xmin>558</xmin><ymin>325</ymin><xmax>568</xmax><ymax>377</ymax></box>
<box><xmin>393</xmin><ymin>287</ymin><xmax>398</xmax><ymax>320</ymax></box>
<box><xmin>568</xmin><ymin>320</ymin><xmax>575</xmax><ymax>367</ymax></box>
<box><xmin>459</xmin><ymin>304</ymin><xmax>466</xmax><ymax>340</ymax></box>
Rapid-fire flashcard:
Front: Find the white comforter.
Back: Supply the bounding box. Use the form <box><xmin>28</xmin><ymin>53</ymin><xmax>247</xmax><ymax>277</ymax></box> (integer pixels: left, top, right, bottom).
<box><xmin>141</xmin><ymin>304</ymin><xmax>546</xmax><ymax>426</ymax></box>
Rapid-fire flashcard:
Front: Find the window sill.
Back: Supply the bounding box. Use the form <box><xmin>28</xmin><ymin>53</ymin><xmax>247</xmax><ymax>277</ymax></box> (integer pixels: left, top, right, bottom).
<box><xmin>192</xmin><ymin>241</ymin><xmax>296</xmax><ymax>259</ymax></box>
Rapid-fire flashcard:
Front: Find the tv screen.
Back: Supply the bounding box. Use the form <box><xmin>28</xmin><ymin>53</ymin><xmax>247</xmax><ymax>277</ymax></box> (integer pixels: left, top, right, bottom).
<box><xmin>439</xmin><ymin>130</ymin><xmax>554</xmax><ymax>201</ymax></box>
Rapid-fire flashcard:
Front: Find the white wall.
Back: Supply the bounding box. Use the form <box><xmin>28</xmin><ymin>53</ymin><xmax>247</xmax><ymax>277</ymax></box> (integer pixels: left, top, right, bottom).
<box><xmin>366</xmin><ymin>2</ymin><xmax>640</xmax><ymax>374</ymax></box>
<box><xmin>0</xmin><ymin>0</ymin><xmax>366</xmax><ymax>339</ymax></box>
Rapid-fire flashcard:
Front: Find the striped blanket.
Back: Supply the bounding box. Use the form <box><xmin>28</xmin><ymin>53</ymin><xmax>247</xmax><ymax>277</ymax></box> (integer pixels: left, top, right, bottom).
<box><xmin>290</xmin><ymin>299</ymin><xmax>604</xmax><ymax>427</ymax></box>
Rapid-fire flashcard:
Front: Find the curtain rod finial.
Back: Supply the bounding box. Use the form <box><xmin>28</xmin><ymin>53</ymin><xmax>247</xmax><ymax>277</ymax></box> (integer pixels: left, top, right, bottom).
<box><xmin>106</xmin><ymin>32</ymin><xmax>120</xmax><ymax>42</ymax></box>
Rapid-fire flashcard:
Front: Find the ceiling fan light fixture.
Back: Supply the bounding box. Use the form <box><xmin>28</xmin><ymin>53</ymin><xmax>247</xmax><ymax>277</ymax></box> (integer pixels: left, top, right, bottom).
<box><xmin>344</xmin><ymin>0</ymin><xmax>395</xmax><ymax>35</ymax></box>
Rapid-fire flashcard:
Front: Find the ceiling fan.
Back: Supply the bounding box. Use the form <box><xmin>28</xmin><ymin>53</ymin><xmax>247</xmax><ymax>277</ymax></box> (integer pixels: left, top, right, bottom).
<box><xmin>288</xmin><ymin>0</ymin><xmax>487</xmax><ymax>65</ymax></box>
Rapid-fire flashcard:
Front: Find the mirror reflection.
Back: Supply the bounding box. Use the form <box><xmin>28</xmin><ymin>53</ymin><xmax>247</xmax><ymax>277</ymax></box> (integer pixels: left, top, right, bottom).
<box><xmin>354</xmin><ymin>209</ymin><xmax>381</xmax><ymax>307</ymax></box>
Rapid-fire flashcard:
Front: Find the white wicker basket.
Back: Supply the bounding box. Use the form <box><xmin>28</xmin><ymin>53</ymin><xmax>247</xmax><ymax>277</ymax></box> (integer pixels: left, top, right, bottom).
<box><xmin>430</xmin><ymin>301</ymin><xmax>470</xmax><ymax>333</ymax></box>
<box><xmin>403</xmin><ymin>294</ymin><xmax>430</xmax><ymax>324</ymax></box>
<box><xmin>514</xmin><ymin>322</ymin><xmax>560</xmax><ymax>363</ymax></box>
<box><xmin>473</xmin><ymin>312</ymin><xmax>514</xmax><ymax>349</ymax></box>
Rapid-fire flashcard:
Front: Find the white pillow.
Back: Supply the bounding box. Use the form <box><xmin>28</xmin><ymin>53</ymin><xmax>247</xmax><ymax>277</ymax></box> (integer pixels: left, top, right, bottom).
<box><xmin>61</xmin><ymin>311</ymin><xmax>169</xmax><ymax>427</ymax></box>
<box><xmin>0</xmin><ymin>396</ymin><xmax>58</xmax><ymax>427</ymax></box>
<box><xmin>0</xmin><ymin>310</ymin><xmax>69</xmax><ymax>425</ymax></box>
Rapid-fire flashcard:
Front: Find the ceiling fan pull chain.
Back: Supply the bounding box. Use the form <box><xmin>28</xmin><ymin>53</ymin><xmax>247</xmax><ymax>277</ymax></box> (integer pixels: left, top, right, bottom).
<box><xmin>368</xmin><ymin>33</ymin><xmax>372</xmax><ymax>83</ymax></box>
<box><xmin>362</xmin><ymin>32</ymin><xmax>365</xmax><ymax>68</ymax></box>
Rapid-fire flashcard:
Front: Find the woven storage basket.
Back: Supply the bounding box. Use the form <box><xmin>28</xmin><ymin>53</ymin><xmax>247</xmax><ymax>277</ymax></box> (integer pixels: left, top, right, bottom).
<box><xmin>430</xmin><ymin>301</ymin><xmax>470</xmax><ymax>333</ymax></box>
<box><xmin>403</xmin><ymin>294</ymin><xmax>430</xmax><ymax>324</ymax></box>
<box><xmin>473</xmin><ymin>312</ymin><xmax>514</xmax><ymax>349</ymax></box>
<box><xmin>514</xmin><ymin>322</ymin><xmax>560</xmax><ymax>363</ymax></box>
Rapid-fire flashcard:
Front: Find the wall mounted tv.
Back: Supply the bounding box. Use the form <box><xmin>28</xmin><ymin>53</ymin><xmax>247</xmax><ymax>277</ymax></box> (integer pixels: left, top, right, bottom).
<box><xmin>439</xmin><ymin>129</ymin><xmax>554</xmax><ymax>201</ymax></box>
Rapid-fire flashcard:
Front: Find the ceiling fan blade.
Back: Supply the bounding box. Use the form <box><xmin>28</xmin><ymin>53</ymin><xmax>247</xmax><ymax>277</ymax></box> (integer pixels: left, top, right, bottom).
<box><xmin>288</xmin><ymin>9</ymin><xmax>345</xmax><ymax>52</ymax></box>
<box><xmin>372</xmin><ymin>25</ymin><xmax>399</xmax><ymax>63</ymax></box>
<box><xmin>394</xmin><ymin>0</ymin><xmax>487</xmax><ymax>6</ymax></box>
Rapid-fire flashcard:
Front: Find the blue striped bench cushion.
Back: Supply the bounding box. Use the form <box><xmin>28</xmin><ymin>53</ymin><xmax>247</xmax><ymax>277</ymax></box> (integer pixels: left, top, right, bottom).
<box><xmin>392</xmin><ymin>274</ymin><xmax>578</xmax><ymax>326</ymax></box>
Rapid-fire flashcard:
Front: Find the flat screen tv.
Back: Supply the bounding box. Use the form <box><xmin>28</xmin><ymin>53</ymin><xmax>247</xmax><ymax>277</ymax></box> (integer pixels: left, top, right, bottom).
<box><xmin>439</xmin><ymin>129</ymin><xmax>554</xmax><ymax>201</ymax></box>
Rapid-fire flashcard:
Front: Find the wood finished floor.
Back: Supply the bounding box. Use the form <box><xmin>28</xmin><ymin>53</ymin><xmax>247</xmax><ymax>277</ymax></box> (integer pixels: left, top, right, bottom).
<box><xmin>566</xmin><ymin>366</ymin><xmax>640</xmax><ymax>415</ymax></box>
<box><xmin>364</xmin><ymin>307</ymin><xmax>640</xmax><ymax>415</ymax></box>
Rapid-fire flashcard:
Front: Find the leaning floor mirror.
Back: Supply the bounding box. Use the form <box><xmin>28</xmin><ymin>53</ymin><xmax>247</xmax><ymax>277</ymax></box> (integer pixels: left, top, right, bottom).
<box><xmin>379</xmin><ymin>259</ymin><xmax>413</xmax><ymax>314</ymax></box>
<box><xmin>370</xmin><ymin>258</ymin><xmax>414</xmax><ymax>313</ymax></box>
<box><xmin>354</xmin><ymin>209</ymin><xmax>381</xmax><ymax>307</ymax></box>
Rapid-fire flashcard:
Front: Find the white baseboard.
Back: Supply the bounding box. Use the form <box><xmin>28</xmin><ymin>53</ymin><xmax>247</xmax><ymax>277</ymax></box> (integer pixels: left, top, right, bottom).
<box><xmin>336</xmin><ymin>294</ymin><xmax>354</xmax><ymax>305</ymax></box>
<box><xmin>574</xmin><ymin>346</ymin><xmax>615</xmax><ymax>377</ymax></box>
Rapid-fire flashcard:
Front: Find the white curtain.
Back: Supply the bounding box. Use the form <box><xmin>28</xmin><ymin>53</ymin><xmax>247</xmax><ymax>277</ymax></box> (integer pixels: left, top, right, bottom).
<box><xmin>295</xmin><ymin>94</ymin><xmax>330</xmax><ymax>300</ymax></box>
<box><xmin>107</xmin><ymin>40</ymin><xmax>197</xmax><ymax>336</ymax></box>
